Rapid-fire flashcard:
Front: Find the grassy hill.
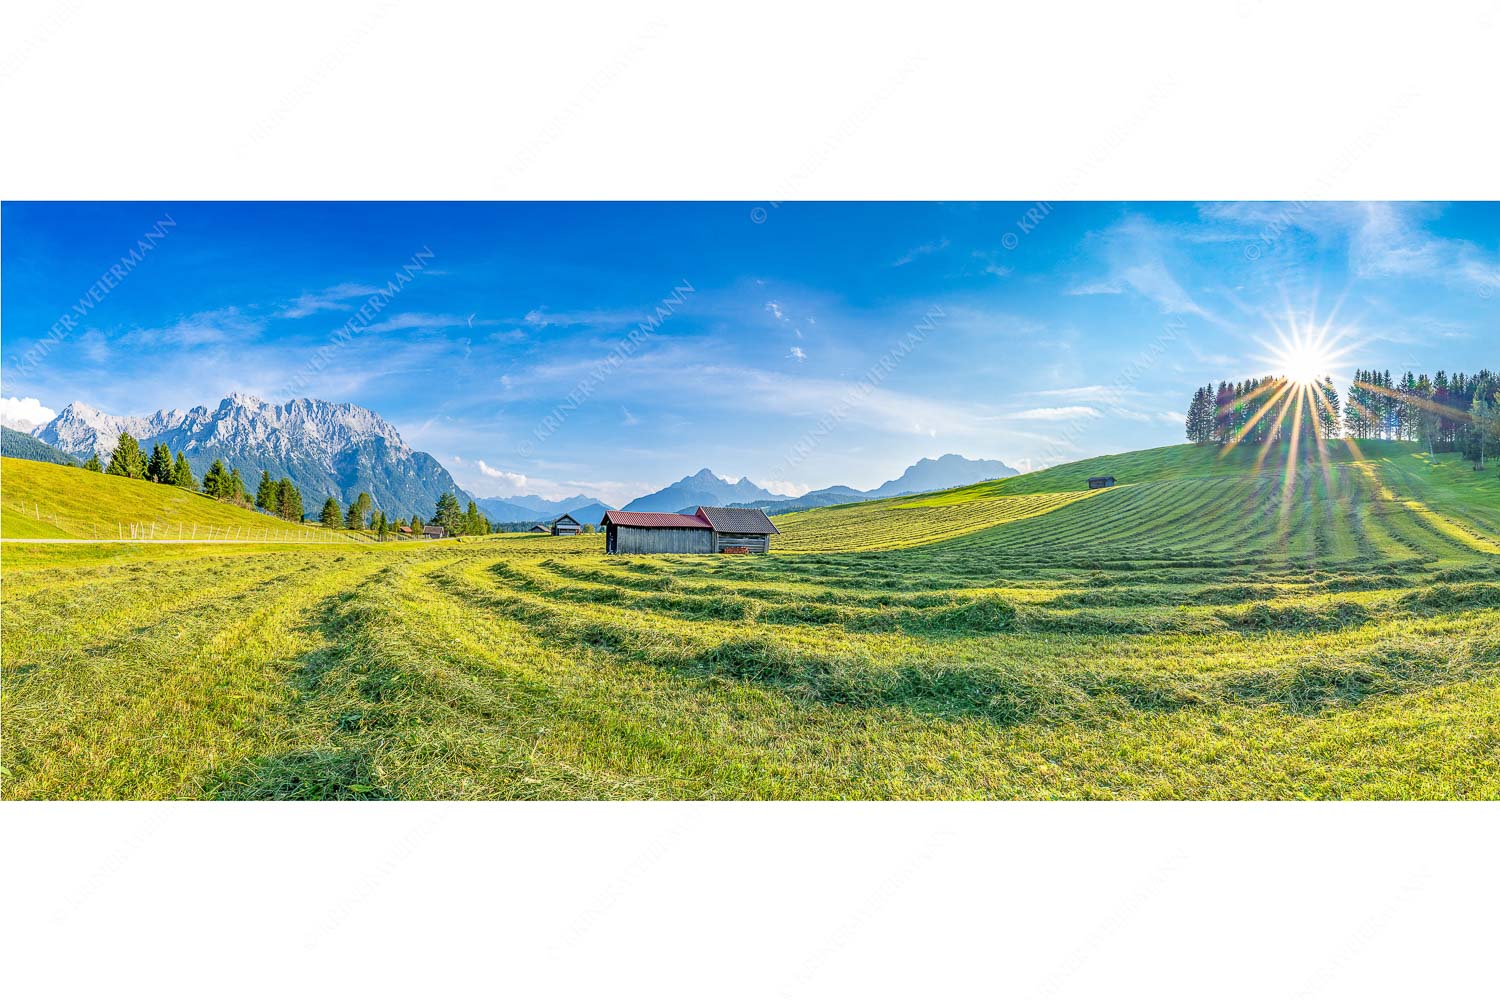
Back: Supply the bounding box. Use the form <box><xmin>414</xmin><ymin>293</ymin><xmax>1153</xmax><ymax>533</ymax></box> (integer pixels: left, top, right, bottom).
<box><xmin>4</xmin><ymin>440</ymin><xmax>1498</xmax><ymax>800</ymax></box>
<box><xmin>775</xmin><ymin>440</ymin><xmax>1500</xmax><ymax>558</ymax></box>
<box><xmin>1</xmin><ymin>457</ymin><xmax>344</xmax><ymax>541</ymax></box>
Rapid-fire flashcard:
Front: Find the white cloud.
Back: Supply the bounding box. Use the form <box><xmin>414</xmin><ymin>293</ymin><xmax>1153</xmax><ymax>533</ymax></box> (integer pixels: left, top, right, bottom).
<box><xmin>765</xmin><ymin>301</ymin><xmax>785</xmax><ymax>322</ymax></box>
<box><xmin>762</xmin><ymin>479</ymin><xmax>810</xmax><ymax>497</ymax></box>
<box><xmin>78</xmin><ymin>330</ymin><xmax>112</xmax><ymax>364</ymax></box>
<box><xmin>362</xmin><ymin>312</ymin><xmax>471</xmax><ymax>334</ymax></box>
<box><xmin>523</xmin><ymin>306</ymin><xmax>644</xmax><ymax>329</ymax></box>
<box><xmin>1347</xmin><ymin>203</ymin><xmax>1500</xmax><ymax>295</ymax></box>
<box><xmin>892</xmin><ymin>238</ymin><xmax>949</xmax><ymax>266</ymax></box>
<box><xmin>476</xmin><ymin>459</ymin><xmax>529</xmax><ymax>492</ymax></box>
<box><xmin>1070</xmin><ymin>216</ymin><xmax>1213</xmax><ymax>319</ymax></box>
<box><xmin>1032</xmin><ymin>385</ymin><xmax>1118</xmax><ymax>401</ymax></box>
<box><xmin>971</xmin><ymin>250</ymin><xmax>1012</xmax><ymax>278</ymax></box>
<box><xmin>277</xmin><ymin>282</ymin><xmax>381</xmax><ymax>319</ymax></box>
<box><xmin>1013</xmin><ymin>406</ymin><xmax>1100</xmax><ymax>420</ymax></box>
<box><xmin>0</xmin><ymin>396</ymin><xmax>56</xmax><ymax>431</ymax></box>
<box><xmin>788</xmin><ymin>346</ymin><xmax>807</xmax><ymax>362</ymax></box>
<box><xmin>125</xmin><ymin>307</ymin><xmax>263</xmax><ymax>348</ymax></box>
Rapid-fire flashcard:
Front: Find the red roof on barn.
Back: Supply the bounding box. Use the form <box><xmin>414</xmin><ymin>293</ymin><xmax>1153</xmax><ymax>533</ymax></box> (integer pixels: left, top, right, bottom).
<box><xmin>600</xmin><ymin>510</ymin><xmax>711</xmax><ymax>529</ymax></box>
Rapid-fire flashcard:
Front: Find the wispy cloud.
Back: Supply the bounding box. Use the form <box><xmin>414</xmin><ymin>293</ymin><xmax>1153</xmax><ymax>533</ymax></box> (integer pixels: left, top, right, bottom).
<box><xmin>788</xmin><ymin>346</ymin><xmax>807</xmax><ymax>362</ymax></box>
<box><xmin>362</xmin><ymin>312</ymin><xmax>476</xmax><ymax>334</ymax></box>
<box><xmin>1013</xmin><ymin>405</ymin><xmax>1100</xmax><ymax>420</ymax></box>
<box><xmin>522</xmin><ymin>306</ymin><xmax>647</xmax><ymax>329</ymax></box>
<box><xmin>123</xmin><ymin>307</ymin><xmax>263</xmax><ymax>348</ymax></box>
<box><xmin>970</xmin><ymin>250</ymin><xmax>1012</xmax><ymax>278</ymax></box>
<box><xmin>277</xmin><ymin>282</ymin><xmax>380</xmax><ymax>319</ymax></box>
<box><xmin>1070</xmin><ymin>215</ymin><xmax>1214</xmax><ymax>319</ymax></box>
<box><xmin>1031</xmin><ymin>384</ymin><xmax>1120</xmax><ymax>401</ymax></box>
<box><xmin>892</xmin><ymin>238</ymin><xmax>949</xmax><ymax>266</ymax></box>
<box><xmin>1349</xmin><ymin>203</ymin><xmax>1500</xmax><ymax>294</ymax></box>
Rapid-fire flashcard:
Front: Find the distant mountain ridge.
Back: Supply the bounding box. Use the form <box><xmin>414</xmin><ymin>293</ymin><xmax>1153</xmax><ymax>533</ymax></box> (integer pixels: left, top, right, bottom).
<box><xmin>623</xmin><ymin>468</ymin><xmax>792</xmax><ymax>514</ymax></box>
<box><xmin>727</xmin><ymin>454</ymin><xmax>1020</xmax><ymax>515</ymax></box>
<box><xmin>598</xmin><ymin>455</ymin><xmax>1020</xmax><ymax>519</ymax></box>
<box><xmin>32</xmin><ymin>394</ymin><xmax>472</xmax><ymax>518</ymax></box>
<box><xmin>475</xmin><ymin>493</ymin><xmax>610</xmax><ymax>525</ymax></box>
<box><xmin>866</xmin><ymin>454</ymin><xmax>1019</xmax><ymax>497</ymax></box>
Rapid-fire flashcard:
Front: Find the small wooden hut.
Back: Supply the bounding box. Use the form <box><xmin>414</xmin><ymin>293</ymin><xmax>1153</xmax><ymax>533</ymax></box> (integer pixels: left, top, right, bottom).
<box><xmin>600</xmin><ymin>506</ymin><xmax>778</xmax><ymax>555</ymax></box>
<box><xmin>551</xmin><ymin>513</ymin><xmax>584</xmax><ymax>536</ymax></box>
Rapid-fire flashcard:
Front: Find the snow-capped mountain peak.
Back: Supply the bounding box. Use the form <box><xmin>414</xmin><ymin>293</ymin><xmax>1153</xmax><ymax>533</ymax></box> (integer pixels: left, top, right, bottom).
<box><xmin>32</xmin><ymin>395</ymin><xmax>458</xmax><ymax>516</ymax></box>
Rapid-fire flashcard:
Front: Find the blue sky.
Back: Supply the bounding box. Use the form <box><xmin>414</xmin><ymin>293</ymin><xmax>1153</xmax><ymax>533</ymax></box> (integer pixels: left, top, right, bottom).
<box><xmin>3</xmin><ymin>201</ymin><xmax>1497</xmax><ymax>505</ymax></box>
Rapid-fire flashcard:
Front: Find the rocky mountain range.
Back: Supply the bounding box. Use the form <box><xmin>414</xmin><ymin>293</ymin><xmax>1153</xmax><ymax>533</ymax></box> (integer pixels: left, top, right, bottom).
<box><xmin>22</xmin><ymin>394</ymin><xmax>1018</xmax><ymax>526</ymax></box>
<box><xmin>624</xmin><ymin>468</ymin><xmax>792</xmax><ymax>514</ymax></box>
<box><xmin>31</xmin><ymin>394</ymin><xmax>472</xmax><ymax>517</ymax></box>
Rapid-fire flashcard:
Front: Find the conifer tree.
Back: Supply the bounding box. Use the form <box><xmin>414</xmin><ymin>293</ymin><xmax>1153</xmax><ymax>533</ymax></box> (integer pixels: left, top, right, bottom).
<box><xmin>230</xmin><ymin>468</ymin><xmax>248</xmax><ymax>503</ymax></box>
<box><xmin>276</xmin><ymin>478</ymin><xmax>302</xmax><ymax>521</ymax></box>
<box><xmin>345</xmin><ymin>492</ymin><xmax>372</xmax><ymax>530</ymax></box>
<box><xmin>1319</xmin><ymin>378</ymin><xmax>1341</xmax><ymax>439</ymax></box>
<box><xmin>433</xmin><ymin>491</ymin><xmax>462</xmax><ymax>535</ymax></box>
<box><xmin>320</xmin><ymin>496</ymin><xmax>343</xmax><ymax>529</ymax></box>
<box><xmin>201</xmin><ymin>459</ymin><xmax>223</xmax><ymax>496</ymax></box>
<box><xmin>1472</xmin><ymin>393</ymin><xmax>1499</xmax><ymax>469</ymax></box>
<box><xmin>173</xmin><ymin>451</ymin><xmax>195</xmax><ymax>489</ymax></box>
<box><xmin>83</xmin><ymin>452</ymin><xmax>103</xmax><ymax>472</ymax></box>
<box><xmin>462</xmin><ymin>500</ymin><xmax>488</xmax><ymax>536</ymax></box>
<box><xmin>105</xmin><ymin>432</ymin><xmax>148</xmax><ymax>479</ymax></box>
<box><xmin>255</xmin><ymin>470</ymin><xmax>276</xmax><ymax>510</ymax></box>
<box><xmin>146</xmin><ymin>443</ymin><xmax>174</xmax><ymax>483</ymax></box>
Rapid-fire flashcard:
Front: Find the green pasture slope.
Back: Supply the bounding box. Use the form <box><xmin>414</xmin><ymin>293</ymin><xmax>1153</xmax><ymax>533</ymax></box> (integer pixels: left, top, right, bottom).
<box><xmin>3</xmin><ymin>442</ymin><xmax>1497</xmax><ymax>800</ymax></box>
<box><xmin>1</xmin><ymin>458</ymin><xmax>353</xmax><ymax>541</ymax></box>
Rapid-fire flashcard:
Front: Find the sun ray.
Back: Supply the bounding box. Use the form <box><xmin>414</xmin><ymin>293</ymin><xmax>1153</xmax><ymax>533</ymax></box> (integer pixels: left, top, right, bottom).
<box><xmin>1221</xmin><ymin>378</ymin><xmax>1296</xmax><ymax>455</ymax></box>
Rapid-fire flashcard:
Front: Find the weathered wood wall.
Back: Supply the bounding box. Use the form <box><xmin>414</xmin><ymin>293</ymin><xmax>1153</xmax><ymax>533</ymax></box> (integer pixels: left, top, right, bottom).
<box><xmin>714</xmin><ymin>532</ymin><xmax>770</xmax><ymax>553</ymax></box>
<box><xmin>612</xmin><ymin>525</ymin><xmax>715</xmax><ymax>554</ymax></box>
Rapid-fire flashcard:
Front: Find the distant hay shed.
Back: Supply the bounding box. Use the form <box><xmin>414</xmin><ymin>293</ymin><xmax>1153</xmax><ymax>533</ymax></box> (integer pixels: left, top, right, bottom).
<box><xmin>1087</xmin><ymin>476</ymin><xmax>1116</xmax><ymax>489</ymax></box>
<box><xmin>528</xmin><ymin>523</ymin><xmax>549</xmax><ymax>533</ymax></box>
<box><xmin>551</xmin><ymin>513</ymin><xmax>583</xmax><ymax>536</ymax></box>
<box><xmin>600</xmin><ymin>505</ymin><xmax>779</xmax><ymax>555</ymax></box>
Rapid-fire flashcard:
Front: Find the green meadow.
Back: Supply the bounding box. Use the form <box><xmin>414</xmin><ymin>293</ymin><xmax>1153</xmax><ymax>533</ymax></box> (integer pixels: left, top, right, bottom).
<box><xmin>2</xmin><ymin>443</ymin><xmax>1497</xmax><ymax>800</ymax></box>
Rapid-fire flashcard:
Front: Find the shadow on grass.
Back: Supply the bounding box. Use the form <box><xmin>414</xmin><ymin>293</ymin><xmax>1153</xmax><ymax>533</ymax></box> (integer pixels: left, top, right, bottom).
<box><xmin>207</xmin><ymin>582</ymin><xmax>404</xmax><ymax>801</ymax></box>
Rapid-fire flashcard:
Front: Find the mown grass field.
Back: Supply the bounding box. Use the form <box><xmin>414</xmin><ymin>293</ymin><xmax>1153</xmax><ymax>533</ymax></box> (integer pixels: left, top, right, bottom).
<box><xmin>3</xmin><ymin>443</ymin><xmax>1497</xmax><ymax>800</ymax></box>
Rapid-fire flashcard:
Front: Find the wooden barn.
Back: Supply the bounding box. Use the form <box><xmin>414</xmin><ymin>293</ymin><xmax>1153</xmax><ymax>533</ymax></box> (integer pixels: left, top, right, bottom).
<box><xmin>528</xmin><ymin>523</ymin><xmax>549</xmax><ymax>533</ymax></box>
<box><xmin>422</xmin><ymin>524</ymin><xmax>447</xmax><ymax>538</ymax></box>
<box><xmin>1087</xmin><ymin>476</ymin><xmax>1116</xmax><ymax>489</ymax></box>
<box><xmin>551</xmin><ymin>513</ymin><xmax>583</xmax><ymax>536</ymax></box>
<box><xmin>600</xmin><ymin>505</ymin><xmax>779</xmax><ymax>555</ymax></box>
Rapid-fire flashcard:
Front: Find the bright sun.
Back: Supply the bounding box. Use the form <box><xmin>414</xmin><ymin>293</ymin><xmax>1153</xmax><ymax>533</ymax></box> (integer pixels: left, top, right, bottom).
<box><xmin>1275</xmin><ymin>338</ymin><xmax>1332</xmax><ymax>385</ymax></box>
<box><xmin>1260</xmin><ymin>310</ymin><xmax>1357</xmax><ymax>388</ymax></box>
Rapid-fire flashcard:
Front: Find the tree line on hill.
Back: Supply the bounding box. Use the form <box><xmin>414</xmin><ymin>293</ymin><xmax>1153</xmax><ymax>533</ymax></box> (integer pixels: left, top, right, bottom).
<box><xmin>85</xmin><ymin>431</ymin><xmax>497</xmax><ymax>537</ymax></box>
<box><xmin>1185</xmin><ymin>376</ymin><xmax>1342</xmax><ymax>446</ymax></box>
<box><xmin>1186</xmin><ymin>368</ymin><xmax>1500</xmax><ymax>464</ymax></box>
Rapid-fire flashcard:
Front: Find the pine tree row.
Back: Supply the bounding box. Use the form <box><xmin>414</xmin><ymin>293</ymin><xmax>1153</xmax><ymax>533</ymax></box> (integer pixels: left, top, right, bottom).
<box><xmin>1185</xmin><ymin>376</ymin><xmax>1341</xmax><ymax>446</ymax></box>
